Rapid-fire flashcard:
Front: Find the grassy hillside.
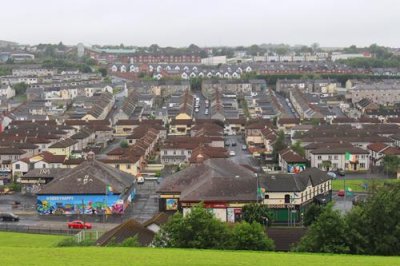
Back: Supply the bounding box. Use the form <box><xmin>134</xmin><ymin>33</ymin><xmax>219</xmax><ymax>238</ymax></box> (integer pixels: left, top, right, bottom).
<box><xmin>0</xmin><ymin>232</ymin><xmax>67</xmax><ymax>248</ymax></box>
<box><xmin>1</xmin><ymin>232</ymin><xmax>399</xmax><ymax>266</ymax></box>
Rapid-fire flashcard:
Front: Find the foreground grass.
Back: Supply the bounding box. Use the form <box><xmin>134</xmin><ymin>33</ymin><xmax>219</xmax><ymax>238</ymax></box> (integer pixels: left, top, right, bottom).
<box><xmin>332</xmin><ymin>178</ymin><xmax>400</xmax><ymax>192</ymax></box>
<box><xmin>1</xmin><ymin>247</ymin><xmax>400</xmax><ymax>266</ymax></box>
<box><xmin>0</xmin><ymin>232</ymin><xmax>399</xmax><ymax>265</ymax></box>
<box><xmin>0</xmin><ymin>232</ymin><xmax>67</xmax><ymax>248</ymax></box>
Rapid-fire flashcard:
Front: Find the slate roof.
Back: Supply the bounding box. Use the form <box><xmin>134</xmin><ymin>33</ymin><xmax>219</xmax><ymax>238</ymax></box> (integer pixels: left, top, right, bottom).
<box><xmin>37</xmin><ymin>159</ymin><xmax>135</xmax><ymax>195</ymax></box>
<box><xmin>260</xmin><ymin>168</ymin><xmax>331</xmax><ymax>192</ymax></box>
<box><xmin>22</xmin><ymin>168</ymin><xmax>70</xmax><ymax>179</ymax></box>
<box><xmin>96</xmin><ymin>219</ymin><xmax>155</xmax><ymax>246</ymax></box>
<box><xmin>158</xmin><ymin>158</ymin><xmax>258</xmax><ymax>202</ymax></box>
<box><xmin>48</xmin><ymin>138</ymin><xmax>78</xmax><ymax>149</ymax></box>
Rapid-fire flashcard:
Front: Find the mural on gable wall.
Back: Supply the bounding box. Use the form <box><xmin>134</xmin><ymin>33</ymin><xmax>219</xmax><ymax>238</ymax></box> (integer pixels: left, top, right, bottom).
<box><xmin>36</xmin><ymin>195</ymin><xmax>126</xmax><ymax>215</ymax></box>
<box><xmin>287</xmin><ymin>164</ymin><xmax>306</xmax><ymax>174</ymax></box>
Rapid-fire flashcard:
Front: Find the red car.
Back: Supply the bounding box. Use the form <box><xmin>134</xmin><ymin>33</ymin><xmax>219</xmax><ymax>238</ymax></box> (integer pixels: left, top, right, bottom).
<box><xmin>67</xmin><ymin>220</ymin><xmax>92</xmax><ymax>229</ymax></box>
<box><xmin>337</xmin><ymin>190</ymin><xmax>345</xmax><ymax>197</ymax></box>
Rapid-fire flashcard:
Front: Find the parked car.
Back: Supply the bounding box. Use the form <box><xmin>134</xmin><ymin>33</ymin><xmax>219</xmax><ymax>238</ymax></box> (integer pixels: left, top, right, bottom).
<box><xmin>231</xmin><ymin>142</ymin><xmax>237</xmax><ymax>146</ymax></box>
<box><xmin>204</xmin><ymin>109</ymin><xmax>209</xmax><ymax>115</ymax></box>
<box><xmin>67</xmin><ymin>220</ymin><xmax>92</xmax><ymax>229</ymax></box>
<box><xmin>229</xmin><ymin>150</ymin><xmax>236</xmax><ymax>156</ymax></box>
<box><xmin>242</xmin><ymin>145</ymin><xmax>247</xmax><ymax>150</ymax></box>
<box><xmin>195</xmin><ymin>108</ymin><xmax>199</xmax><ymax>112</ymax></box>
<box><xmin>327</xmin><ymin>171</ymin><xmax>337</xmax><ymax>179</ymax></box>
<box><xmin>335</xmin><ymin>169</ymin><xmax>345</xmax><ymax>176</ymax></box>
<box><xmin>0</xmin><ymin>212</ymin><xmax>19</xmax><ymax>222</ymax></box>
<box><xmin>137</xmin><ymin>176</ymin><xmax>145</xmax><ymax>184</ymax></box>
<box><xmin>337</xmin><ymin>190</ymin><xmax>345</xmax><ymax>197</ymax></box>
<box><xmin>224</xmin><ymin>141</ymin><xmax>230</xmax><ymax>147</ymax></box>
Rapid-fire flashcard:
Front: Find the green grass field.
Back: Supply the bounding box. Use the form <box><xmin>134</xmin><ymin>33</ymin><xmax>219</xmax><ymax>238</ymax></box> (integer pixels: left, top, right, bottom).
<box><xmin>0</xmin><ymin>232</ymin><xmax>67</xmax><ymax>248</ymax></box>
<box><xmin>332</xmin><ymin>178</ymin><xmax>400</xmax><ymax>192</ymax></box>
<box><xmin>1</xmin><ymin>232</ymin><xmax>400</xmax><ymax>265</ymax></box>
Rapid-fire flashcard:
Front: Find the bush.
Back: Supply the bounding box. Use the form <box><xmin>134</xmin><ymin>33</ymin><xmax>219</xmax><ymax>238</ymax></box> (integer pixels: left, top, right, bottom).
<box><xmin>154</xmin><ymin>204</ymin><xmax>274</xmax><ymax>251</ymax></box>
<box><xmin>303</xmin><ymin>203</ymin><xmax>324</xmax><ymax>226</ymax></box>
<box><xmin>57</xmin><ymin>238</ymin><xmax>95</xmax><ymax>247</ymax></box>
<box><xmin>230</xmin><ymin>222</ymin><xmax>274</xmax><ymax>251</ymax></box>
<box><xmin>120</xmin><ymin>140</ymin><xmax>129</xmax><ymax>148</ymax></box>
<box><xmin>120</xmin><ymin>236</ymin><xmax>140</xmax><ymax>247</ymax></box>
<box><xmin>106</xmin><ymin>236</ymin><xmax>140</xmax><ymax>247</ymax></box>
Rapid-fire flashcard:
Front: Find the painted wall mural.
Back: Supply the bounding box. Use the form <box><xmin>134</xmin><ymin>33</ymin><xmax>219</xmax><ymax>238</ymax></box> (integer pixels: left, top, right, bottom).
<box><xmin>287</xmin><ymin>164</ymin><xmax>306</xmax><ymax>174</ymax></box>
<box><xmin>36</xmin><ymin>194</ymin><xmax>125</xmax><ymax>215</ymax></box>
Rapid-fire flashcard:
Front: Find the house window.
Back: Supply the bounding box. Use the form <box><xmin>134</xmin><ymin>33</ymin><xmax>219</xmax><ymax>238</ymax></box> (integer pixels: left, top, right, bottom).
<box><xmin>163</xmin><ymin>150</ymin><xmax>167</xmax><ymax>155</ymax></box>
<box><xmin>328</xmin><ymin>155</ymin><xmax>332</xmax><ymax>160</ymax></box>
<box><xmin>264</xmin><ymin>194</ymin><xmax>269</xmax><ymax>199</ymax></box>
<box><xmin>334</xmin><ymin>155</ymin><xmax>338</xmax><ymax>160</ymax></box>
<box><xmin>15</xmin><ymin>164</ymin><xmax>20</xmax><ymax>170</ymax></box>
<box><xmin>42</xmin><ymin>164</ymin><xmax>46</xmax><ymax>168</ymax></box>
<box><xmin>181</xmin><ymin>150</ymin><xmax>184</xmax><ymax>155</ymax></box>
<box><xmin>317</xmin><ymin>156</ymin><xmax>322</xmax><ymax>160</ymax></box>
<box><xmin>284</xmin><ymin>194</ymin><xmax>290</xmax><ymax>204</ymax></box>
<box><xmin>127</xmin><ymin>164</ymin><xmax>131</xmax><ymax>169</ymax></box>
<box><xmin>360</xmin><ymin>163</ymin><xmax>365</xmax><ymax>168</ymax></box>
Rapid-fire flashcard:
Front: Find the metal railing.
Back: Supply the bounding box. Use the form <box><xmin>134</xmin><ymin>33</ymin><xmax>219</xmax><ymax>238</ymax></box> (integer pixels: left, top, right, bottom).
<box><xmin>0</xmin><ymin>223</ymin><xmax>79</xmax><ymax>235</ymax></box>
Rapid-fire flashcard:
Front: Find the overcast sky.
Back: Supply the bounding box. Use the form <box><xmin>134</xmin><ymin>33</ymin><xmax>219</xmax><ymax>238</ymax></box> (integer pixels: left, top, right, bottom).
<box><xmin>1</xmin><ymin>0</ymin><xmax>398</xmax><ymax>48</ymax></box>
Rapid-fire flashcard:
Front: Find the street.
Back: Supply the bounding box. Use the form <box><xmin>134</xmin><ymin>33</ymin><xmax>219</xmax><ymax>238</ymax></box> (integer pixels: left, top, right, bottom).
<box><xmin>225</xmin><ymin>135</ymin><xmax>261</xmax><ymax>169</ymax></box>
<box><xmin>193</xmin><ymin>91</ymin><xmax>210</xmax><ymax>119</ymax></box>
<box><xmin>275</xmin><ymin>92</ymin><xmax>298</xmax><ymax>118</ymax></box>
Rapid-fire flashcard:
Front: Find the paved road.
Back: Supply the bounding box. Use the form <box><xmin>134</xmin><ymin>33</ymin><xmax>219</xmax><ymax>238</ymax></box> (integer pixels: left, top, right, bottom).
<box><xmin>225</xmin><ymin>135</ymin><xmax>261</xmax><ymax>170</ymax></box>
<box><xmin>193</xmin><ymin>91</ymin><xmax>210</xmax><ymax>119</ymax></box>
<box><xmin>275</xmin><ymin>93</ymin><xmax>298</xmax><ymax>118</ymax></box>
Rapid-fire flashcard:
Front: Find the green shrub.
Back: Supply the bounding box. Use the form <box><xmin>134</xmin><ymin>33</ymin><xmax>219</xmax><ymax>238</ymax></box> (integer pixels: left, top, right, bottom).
<box><xmin>57</xmin><ymin>238</ymin><xmax>95</xmax><ymax>247</ymax></box>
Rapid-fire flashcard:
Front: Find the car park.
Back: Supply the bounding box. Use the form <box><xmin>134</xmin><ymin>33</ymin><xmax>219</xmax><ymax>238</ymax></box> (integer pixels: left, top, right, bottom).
<box><xmin>0</xmin><ymin>212</ymin><xmax>19</xmax><ymax>222</ymax></box>
<box><xmin>67</xmin><ymin>220</ymin><xmax>92</xmax><ymax>229</ymax></box>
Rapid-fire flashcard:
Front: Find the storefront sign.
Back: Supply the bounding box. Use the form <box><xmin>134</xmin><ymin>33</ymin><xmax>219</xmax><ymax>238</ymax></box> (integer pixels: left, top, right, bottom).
<box><xmin>204</xmin><ymin>203</ymin><xmax>227</xmax><ymax>208</ymax></box>
<box><xmin>160</xmin><ymin>194</ymin><xmax>180</xmax><ymax>199</ymax></box>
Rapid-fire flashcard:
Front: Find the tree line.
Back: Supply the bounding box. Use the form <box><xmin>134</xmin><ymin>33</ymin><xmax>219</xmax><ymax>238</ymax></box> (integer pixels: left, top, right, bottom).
<box><xmin>296</xmin><ymin>182</ymin><xmax>400</xmax><ymax>255</ymax></box>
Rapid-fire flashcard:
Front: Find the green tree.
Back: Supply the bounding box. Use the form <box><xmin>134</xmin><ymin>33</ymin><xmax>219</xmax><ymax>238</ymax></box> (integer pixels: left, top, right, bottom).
<box><xmin>345</xmin><ymin>182</ymin><xmax>400</xmax><ymax>255</ymax></box>
<box><xmin>120</xmin><ymin>140</ymin><xmax>129</xmax><ymax>148</ymax></box>
<box><xmin>153</xmin><ymin>205</ymin><xmax>231</xmax><ymax>249</ymax></box>
<box><xmin>321</xmin><ymin>160</ymin><xmax>332</xmax><ymax>171</ymax></box>
<box><xmin>382</xmin><ymin>155</ymin><xmax>400</xmax><ymax>176</ymax></box>
<box><xmin>241</xmin><ymin>203</ymin><xmax>272</xmax><ymax>227</ymax></box>
<box><xmin>13</xmin><ymin>82</ymin><xmax>28</xmax><ymax>95</ymax></box>
<box><xmin>98</xmin><ymin>68</ymin><xmax>107</xmax><ymax>77</ymax></box>
<box><xmin>272</xmin><ymin>130</ymin><xmax>287</xmax><ymax>161</ymax></box>
<box><xmin>230</xmin><ymin>222</ymin><xmax>274</xmax><ymax>251</ymax></box>
<box><xmin>295</xmin><ymin>204</ymin><xmax>350</xmax><ymax>253</ymax></box>
<box><xmin>291</xmin><ymin>141</ymin><xmax>305</xmax><ymax>157</ymax></box>
<box><xmin>303</xmin><ymin>203</ymin><xmax>324</xmax><ymax>226</ymax></box>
